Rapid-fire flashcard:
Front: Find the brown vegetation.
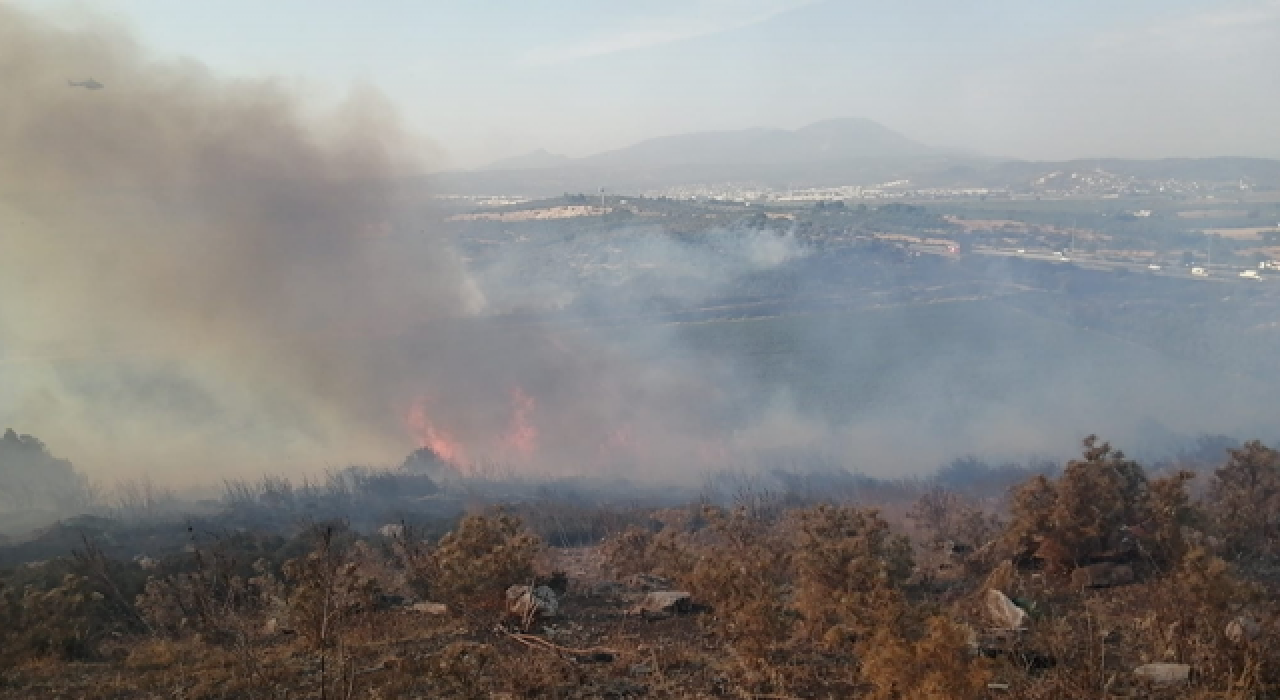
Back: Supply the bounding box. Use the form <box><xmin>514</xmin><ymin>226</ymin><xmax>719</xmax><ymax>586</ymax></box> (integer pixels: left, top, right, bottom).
<box><xmin>2</xmin><ymin>435</ymin><xmax>1280</xmax><ymax>698</ymax></box>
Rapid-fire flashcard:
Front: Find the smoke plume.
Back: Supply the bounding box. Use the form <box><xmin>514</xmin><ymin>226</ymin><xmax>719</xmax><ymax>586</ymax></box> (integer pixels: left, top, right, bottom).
<box><xmin>0</xmin><ymin>7</ymin><xmax>477</xmax><ymax>481</ymax></box>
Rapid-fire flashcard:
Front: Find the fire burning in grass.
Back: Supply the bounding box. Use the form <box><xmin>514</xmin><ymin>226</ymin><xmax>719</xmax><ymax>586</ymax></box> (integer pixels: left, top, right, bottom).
<box><xmin>405</xmin><ymin>397</ymin><xmax>465</xmax><ymax>468</ymax></box>
<box><xmin>502</xmin><ymin>387</ymin><xmax>539</xmax><ymax>460</ymax></box>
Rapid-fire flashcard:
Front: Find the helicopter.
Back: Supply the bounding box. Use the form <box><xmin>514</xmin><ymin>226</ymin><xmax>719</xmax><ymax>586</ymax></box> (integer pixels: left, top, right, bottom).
<box><xmin>68</xmin><ymin>78</ymin><xmax>104</xmax><ymax>90</ymax></box>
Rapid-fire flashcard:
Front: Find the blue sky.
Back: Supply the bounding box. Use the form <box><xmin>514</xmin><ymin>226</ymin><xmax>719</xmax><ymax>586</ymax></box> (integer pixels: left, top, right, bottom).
<box><xmin>25</xmin><ymin>0</ymin><xmax>1280</xmax><ymax>168</ymax></box>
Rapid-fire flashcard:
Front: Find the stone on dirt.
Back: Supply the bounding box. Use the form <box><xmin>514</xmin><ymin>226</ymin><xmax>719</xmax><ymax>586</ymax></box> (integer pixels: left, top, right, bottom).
<box><xmin>985</xmin><ymin>589</ymin><xmax>1028</xmax><ymax>630</ymax></box>
<box><xmin>506</xmin><ymin>584</ymin><xmax>559</xmax><ymax>619</ymax></box>
<box><xmin>411</xmin><ymin>602</ymin><xmax>448</xmax><ymax>615</ymax></box>
<box><xmin>629</xmin><ymin>591</ymin><xmax>692</xmax><ymax>617</ymax></box>
<box><xmin>1133</xmin><ymin>663</ymin><xmax>1191</xmax><ymax>684</ymax></box>
<box><xmin>378</xmin><ymin>524</ymin><xmax>405</xmax><ymax>538</ymax></box>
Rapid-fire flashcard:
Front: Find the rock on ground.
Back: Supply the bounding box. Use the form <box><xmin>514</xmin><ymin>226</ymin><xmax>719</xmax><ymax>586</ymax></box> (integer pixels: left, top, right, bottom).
<box><xmin>985</xmin><ymin>589</ymin><xmax>1028</xmax><ymax>630</ymax></box>
<box><xmin>507</xmin><ymin>585</ymin><xmax>559</xmax><ymax>619</ymax></box>
<box><xmin>629</xmin><ymin>591</ymin><xmax>692</xmax><ymax>617</ymax></box>
<box><xmin>411</xmin><ymin>602</ymin><xmax>448</xmax><ymax>615</ymax></box>
<box><xmin>378</xmin><ymin>524</ymin><xmax>405</xmax><ymax>538</ymax></box>
<box><xmin>1133</xmin><ymin>663</ymin><xmax>1191</xmax><ymax>684</ymax></box>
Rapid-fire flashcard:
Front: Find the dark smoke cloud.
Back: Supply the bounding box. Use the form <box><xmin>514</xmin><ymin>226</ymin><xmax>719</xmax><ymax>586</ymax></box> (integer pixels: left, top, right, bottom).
<box><xmin>0</xmin><ymin>6</ymin><xmax>477</xmax><ymax>481</ymax></box>
<box><xmin>0</xmin><ymin>7</ymin><xmax>770</xmax><ymax>487</ymax></box>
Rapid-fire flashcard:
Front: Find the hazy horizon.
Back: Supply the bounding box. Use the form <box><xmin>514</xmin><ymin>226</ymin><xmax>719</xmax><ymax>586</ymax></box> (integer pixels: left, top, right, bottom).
<box><xmin>18</xmin><ymin>0</ymin><xmax>1280</xmax><ymax>170</ymax></box>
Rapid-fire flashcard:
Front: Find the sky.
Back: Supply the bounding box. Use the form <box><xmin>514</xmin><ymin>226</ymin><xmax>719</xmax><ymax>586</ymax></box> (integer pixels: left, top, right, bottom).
<box><xmin>20</xmin><ymin>0</ymin><xmax>1280</xmax><ymax>169</ymax></box>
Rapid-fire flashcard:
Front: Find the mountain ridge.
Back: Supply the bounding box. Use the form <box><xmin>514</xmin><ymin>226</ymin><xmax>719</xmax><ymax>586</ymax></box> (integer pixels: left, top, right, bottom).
<box><xmin>476</xmin><ymin>117</ymin><xmax>940</xmax><ymax>173</ymax></box>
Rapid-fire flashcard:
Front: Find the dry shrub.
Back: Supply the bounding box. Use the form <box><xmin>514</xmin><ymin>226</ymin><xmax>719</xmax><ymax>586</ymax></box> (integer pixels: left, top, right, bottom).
<box><xmin>281</xmin><ymin>525</ymin><xmax>380</xmax><ymax>649</ymax></box>
<box><xmin>907</xmin><ymin>485</ymin><xmax>962</xmax><ymax>543</ymax></box>
<box><xmin>792</xmin><ymin>504</ymin><xmax>913</xmax><ymax>647</ymax></box>
<box><xmin>1142</xmin><ymin>547</ymin><xmax>1278</xmax><ymax>693</ymax></box>
<box><xmin>1004</xmin><ymin>436</ymin><xmax>1154</xmax><ymax>575</ymax></box>
<box><xmin>135</xmin><ymin>548</ymin><xmax>279</xmax><ymax>644</ymax></box>
<box><xmin>907</xmin><ymin>485</ymin><xmax>1003</xmax><ymax>547</ymax></box>
<box><xmin>858</xmin><ymin>611</ymin><xmax>991</xmax><ymax>700</ymax></box>
<box><xmin>428</xmin><ymin>513</ymin><xmax>542</xmax><ymax>608</ymax></box>
<box><xmin>432</xmin><ymin>641</ymin><xmax>497</xmax><ymax>699</ymax></box>
<box><xmin>598</xmin><ymin>525</ymin><xmax>655</xmax><ymax>578</ymax></box>
<box><xmin>643</xmin><ymin>526</ymin><xmax>700</xmax><ymax>583</ymax></box>
<box><xmin>1208</xmin><ymin>440</ymin><xmax>1280</xmax><ymax>562</ymax></box>
<box><xmin>504</xmin><ymin>652</ymin><xmax>588</xmax><ymax>697</ymax></box>
<box><xmin>687</xmin><ymin>505</ymin><xmax>792</xmax><ymax>658</ymax></box>
<box><xmin>1146</xmin><ymin>468</ymin><xmax>1199</xmax><ymax>566</ymax></box>
<box><xmin>0</xmin><ymin>573</ymin><xmax>106</xmax><ymax>662</ymax></box>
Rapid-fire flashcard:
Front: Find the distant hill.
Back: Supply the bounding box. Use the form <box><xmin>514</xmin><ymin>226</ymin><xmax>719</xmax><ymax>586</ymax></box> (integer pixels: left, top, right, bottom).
<box><xmin>437</xmin><ymin>121</ymin><xmax>1280</xmax><ymax>196</ymax></box>
<box><xmin>449</xmin><ymin>118</ymin><xmax>965</xmax><ymax>195</ymax></box>
<box><xmin>482</xmin><ymin>148</ymin><xmax>573</xmax><ymax>171</ymax></box>
<box><xmin>576</xmin><ymin>118</ymin><xmax>939</xmax><ymax>169</ymax></box>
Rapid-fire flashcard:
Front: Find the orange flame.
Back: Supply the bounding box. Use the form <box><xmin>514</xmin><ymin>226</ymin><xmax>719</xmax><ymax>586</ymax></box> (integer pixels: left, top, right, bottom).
<box><xmin>405</xmin><ymin>396</ymin><xmax>465</xmax><ymax>466</ymax></box>
<box><xmin>502</xmin><ymin>387</ymin><xmax>538</xmax><ymax>459</ymax></box>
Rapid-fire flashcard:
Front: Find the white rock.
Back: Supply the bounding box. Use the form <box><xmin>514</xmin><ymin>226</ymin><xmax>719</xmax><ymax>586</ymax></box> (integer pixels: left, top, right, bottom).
<box><xmin>506</xmin><ymin>585</ymin><xmax>559</xmax><ymax>619</ymax></box>
<box><xmin>378</xmin><ymin>524</ymin><xmax>405</xmax><ymax>539</ymax></box>
<box><xmin>1226</xmin><ymin>614</ymin><xmax>1262</xmax><ymax>644</ymax></box>
<box><xmin>985</xmin><ymin>589</ymin><xmax>1028</xmax><ymax>630</ymax></box>
<box><xmin>1134</xmin><ymin>663</ymin><xmax>1191</xmax><ymax>684</ymax></box>
<box><xmin>411</xmin><ymin>602</ymin><xmax>448</xmax><ymax>615</ymax></box>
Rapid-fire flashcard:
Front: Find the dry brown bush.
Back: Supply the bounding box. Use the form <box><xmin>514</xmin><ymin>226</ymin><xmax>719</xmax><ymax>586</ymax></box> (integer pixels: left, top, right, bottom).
<box><xmin>280</xmin><ymin>525</ymin><xmax>380</xmax><ymax>649</ymax></box>
<box><xmin>432</xmin><ymin>641</ymin><xmax>498</xmax><ymax>699</ymax></box>
<box><xmin>1004</xmin><ymin>436</ymin><xmax>1157</xmax><ymax>575</ymax></box>
<box><xmin>598</xmin><ymin>525</ymin><xmax>655</xmax><ymax>578</ymax></box>
<box><xmin>686</xmin><ymin>505</ymin><xmax>793</xmax><ymax>659</ymax></box>
<box><xmin>134</xmin><ymin>546</ymin><xmax>278</xmax><ymax>644</ymax></box>
<box><xmin>425</xmin><ymin>512</ymin><xmax>542</xmax><ymax>609</ymax></box>
<box><xmin>1140</xmin><ymin>547</ymin><xmax>1279</xmax><ymax>694</ymax></box>
<box><xmin>792</xmin><ymin>504</ymin><xmax>913</xmax><ymax>646</ymax></box>
<box><xmin>1146</xmin><ymin>468</ymin><xmax>1199</xmax><ymax>567</ymax></box>
<box><xmin>0</xmin><ymin>573</ymin><xmax>105</xmax><ymax>662</ymax></box>
<box><xmin>858</xmin><ymin>610</ymin><xmax>991</xmax><ymax>700</ymax></box>
<box><xmin>1208</xmin><ymin>440</ymin><xmax>1280</xmax><ymax>562</ymax></box>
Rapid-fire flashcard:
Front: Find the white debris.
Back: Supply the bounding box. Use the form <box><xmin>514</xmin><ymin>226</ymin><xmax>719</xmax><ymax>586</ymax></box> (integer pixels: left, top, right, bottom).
<box><xmin>985</xmin><ymin>589</ymin><xmax>1028</xmax><ymax>630</ymax></box>
<box><xmin>378</xmin><ymin>524</ymin><xmax>405</xmax><ymax>539</ymax></box>
<box><xmin>506</xmin><ymin>585</ymin><xmax>559</xmax><ymax>619</ymax></box>
<box><xmin>411</xmin><ymin>602</ymin><xmax>448</xmax><ymax>615</ymax></box>
<box><xmin>1134</xmin><ymin>663</ymin><xmax>1191</xmax><ymax>684</ymax></box>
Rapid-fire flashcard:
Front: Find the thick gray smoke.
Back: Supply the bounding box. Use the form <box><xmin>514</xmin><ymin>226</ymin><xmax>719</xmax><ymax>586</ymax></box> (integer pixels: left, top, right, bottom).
<box><xmin>0</xmin><ymin>8</ymin><xmax>799</xmax><ymax>487</ymax></box>
<box><xmin>0</xmin><ymin>7</ymin><xmax>480</xmax><ymax>481</ymax></box>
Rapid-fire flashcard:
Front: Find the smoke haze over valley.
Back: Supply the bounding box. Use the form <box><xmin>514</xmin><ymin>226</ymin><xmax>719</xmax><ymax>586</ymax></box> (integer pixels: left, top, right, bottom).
<box><xmin>2</xmin><ymin>4</ymin><xmax>1280</xmax><ymax>503</ymax></box>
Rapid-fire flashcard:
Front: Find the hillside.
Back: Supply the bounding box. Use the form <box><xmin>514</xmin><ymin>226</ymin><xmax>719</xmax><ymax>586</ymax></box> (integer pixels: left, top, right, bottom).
<box><xmin>482</xmin><ymin>148</ymin><xmax>573</xmax><ymax>171</ymax></box>
<box><xmin>575</xmin><ymin>117</ymin><xmax>938</xmax><ymax>169</ymax></box>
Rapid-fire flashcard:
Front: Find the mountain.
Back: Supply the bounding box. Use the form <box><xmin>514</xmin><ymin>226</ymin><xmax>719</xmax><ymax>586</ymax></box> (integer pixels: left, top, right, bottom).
<box><xmin>576</xmin><ymin>118</ymin><xmax>939</xmax><ymax>169</ymax></box>
<box><xmin>482</xmin><ymin>148</ymin><xmax>572</xmax><ymax>171</ymax></box>
<box><xmin>448</xmin><ymin>118</ymin><xmax>962</xmax><ymax>195</ymax></box>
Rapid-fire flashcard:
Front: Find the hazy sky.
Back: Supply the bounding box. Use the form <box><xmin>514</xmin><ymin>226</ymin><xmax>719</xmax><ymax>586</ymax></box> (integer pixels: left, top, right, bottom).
<box><xmin>26</xmin><ymin>0</ymin><xmax>1280</xmax><ymax>169</ymax></box>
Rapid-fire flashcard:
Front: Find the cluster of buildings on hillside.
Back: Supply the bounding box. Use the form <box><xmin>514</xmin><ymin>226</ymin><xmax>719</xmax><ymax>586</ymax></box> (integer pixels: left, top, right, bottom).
<box><xmin>1025</xmin><ymin>169</ymin><xmax>1254</xmax><ymax>199</ymax></box>
<box><xmin>635</xmin><ymin>171</ymin><xmax>1252</xmax><ymax>203</ymax></box>
<box><xmin>640</xmin><ymin>182</ymin><xmax>1006</xmax><ymax>203</ymax></box>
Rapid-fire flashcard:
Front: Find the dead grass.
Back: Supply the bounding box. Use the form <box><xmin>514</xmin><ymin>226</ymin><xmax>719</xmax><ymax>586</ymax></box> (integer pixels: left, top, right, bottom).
<box><xmin>3</xmin><ymin>436</ymin><xmax>1280</xmax><ymax>697</ymax></box>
